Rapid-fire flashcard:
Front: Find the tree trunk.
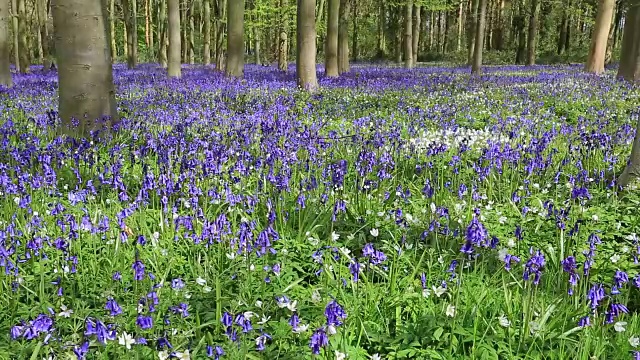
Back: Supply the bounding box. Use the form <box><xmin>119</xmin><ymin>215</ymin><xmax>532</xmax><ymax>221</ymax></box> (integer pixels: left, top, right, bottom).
<box><xmin>110</xmin><ymin>0</ymin><xmax>117</xmax><ymax>61</ymax></box>
<box><xmin>515</xmin><ymin>0</ymin><xmax>526</xmax><ymax>64</ymax></box>
<box><xmin>123</xmin><ymin>0</ymin><xmax>138</xmax><ymax>68</ymax></box>
<box><xmin>226</xmin><ymin>0</ymin><xmax>244</xmax><ymax>77</ymax></box>
<box><xmin>403</xmin><ymin>0</ymin><xmax>413</xmax><ymax>68</ymax></box>
<box><xmin>558</xmin><ymin>6</ymin><xmax>568</xmax><ymax>55</ymax></box>
<box><xmin>148</xmin><ymin>0</ymin><xmax>154</xmax><ymax>51</ymax></box>
<box><xmin>203</xmin><ymin>0</ymin><xmax>211</xmax><ymax>64</ymax></box>
<box><xmin>325</xmin><ymin>0</ymin><xmax>338</xmax><ymax>76</ymax></box>
<box><xmin>618</xmin><ymin>4</ymin><xmax>640</xmax><ymax>188</ymax></box>
<box><xmin>17</xmin><ymin>0</ymin><xmax>28</xmax><ymax>73</ymax></box>
<box><xmin>10</xmin><ymin>0</ymin><xmax>17</xmax><ymax>71</ymax></box>
<box><xmin>297</xmin><ymin>0</ymin><xmax>318</xmax><ymax>91</ymax></box>
<box><xmin>376</xmin><ymin>1</ymin><xmax>385</xmax><ymax>57</ymax></box>
<box><xmin>526</xmin><ymin>0</ymin><xmax>539</xmax><ymax>66</ymax></box>
<box><xmin>215</xmin><ymin>0</ymin><xmax>227</xmax><ymax>70</ymax></box>
<box><xmin>158</xmin><ymin>0</ymin><xmax>167</xmax><ymax>67</ymax></box>
<box><xmin>168</xmin><ymin>0</ymin><xmax>181</xmax><ymax>77</ymax></box>
<box><xmin>51</xmin><ymin>0</ymin><xmax>119</xmax><ymax>137</ymax></box>
<box><xmin>278</xmin><ymin>31</ymin><xmax>287</xmax><ymax>71</ymax></box>
<box><xmin>0</xmin><ymin>0</ymin><xmax>12</xmax><ymax>86</ymax></box>
<box><xmin>612</xmin><ymin>2</ymin><xmax>623</xmax><ymax>50</ymax></box>
<box><xmin>456</xmin><ymin>1</ymin><xmax>463</xmax><ymax>51</ymax></box>
<box><xmin>351</xmin><ymin>0</ymin><xmax>357</xmax><ymax>62</ymax></box>
<box><xmin>467</xmin><ymin>0</ymin><xmax>479</xmax><ymax>65</ymax></box>
<box><xmin>412</xmin><ymin>4</ymin><xmax>420</xmax><ymax>65</ymax></box>
<box><xmin>471</xmin><ymin>0</ymin><xmax>487</xmax><ymax>74</ymax></box>
<box><xmin>337</xmin><ymin>0</ymin><xmax>349</xmax><ymax>73</ymax></box>
<box><xmin>585</xmin><ymin>0</ymin><xmax>615</xmax><ymax>74</ymax></box>
<box><xmin>617</xmin><ymin>0</ymin><xmax>640</xmax><ymax>82</ymax></box>
<box><xmin>188</xmin><ymin>4</ymin><xmax>194</xmax><ymax>64</ymax></box>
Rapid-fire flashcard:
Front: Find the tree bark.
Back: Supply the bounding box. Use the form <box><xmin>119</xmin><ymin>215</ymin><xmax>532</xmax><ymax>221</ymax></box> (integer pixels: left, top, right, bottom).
<box><xmin>376</xmin><ymin>0</ymin><xmax>385</xmax><ymax>57</ymax></box>
<box><xmin>403</xmin><ymin>0</ymin><xmax>413</xmax><ymax>68</ymax></box>
<box><xmin>412</xmin><ymin>4</ymin><xmax>420</xmax><ymax>65</ymax></box>
<box><xmin>158</xmin><ymin>0</ymin><xmax>167</xmax><ymax>67</ymax></box>
<box><xmin>52</xmin><ymin>0</ymin><xmax>119</xmax><ymax>137</ymax></box>
<box><xmin>325</xmin><ymin>0</ymin><xmax>338</xmax><ymax>76</ymax></box>
<box><xmin>168</xmin><ymin>0</ymin><xmax>181</xmax><ymax>77</ymax></box>
<box><xmin>10</xmin><ymin>0</ymin><xmax>17</xmax><ymax>71</ymax></box>
<box><xmin>109</xmin><ymin>0</ymin><xmax>117</xmax><ymax>61</ymax></box>
<box><xmin>188</xmin><ymin>3</ymin><xmax>194</xmax><ymax>64</ymax></box>
<box><xmin>122</xmin><ymin>0</ymin><xmax>138</xmax><ymax>68</ymax></box>
<box><xmin>351</xmin><ymin>0</ymin><xmax>357</xmax><ymax>61</ymax></box>
<box><xmin>526</xmin><ymin>0</ymin><xmax>539</xmax><ymax>66</ymax></box>
<box><xmin>617</xmin><ymin>0</ymin><xmax>640</xmax><ymax>82</ymax></box>
<box><xmin>0</xmin><ymin>0</ymin><xmax>12</xmax><ymax>86</ymax></box>
<box><xmin>226</xmin><ymin>0</ymin><xmax>244</xmax><ymax>77</ymax></box>
<box><xmin>338</xmin><ymin>0</ymin><xmax>349</xmax><ymax>73</ymax></box>
<box><xmin>203</xmin><ymin>0</ymin><xmax>211</xmax><ymax>64</ymax></box>
<box><xmin>585</xmin><ymin>0</ymin><xmax>615</xmax><ymax>74</ymax></box>
<box><xmin>467</xmin><ymin>0</ymin><xmax>479</xmax><ymax>65</ymax></box>
<box><xmin>278</xmin><ymin>31</ymin><xmax>287</xmax><ymax>71</ymax></box>
<box><xmin>471</xmin><ymin>0</ymin><xmax>487</xmax><ymax>74</ymax></box>
<box><xmin>17</xmin><ymin>0</ymin><xmax>28</xmax><ymax>73</ymax></box>
<box><xmin>297</xmin><ymin>0</ymin><xmax>318</xmax><ymax>91</ymax></box>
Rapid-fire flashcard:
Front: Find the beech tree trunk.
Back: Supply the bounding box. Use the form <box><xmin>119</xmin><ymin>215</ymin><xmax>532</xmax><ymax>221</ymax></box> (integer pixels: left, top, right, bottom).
<box><xmin>226</xmin><ymin>0</ymin><xmax>244</xmax><ymax>77</ymax></box>
<box><xmin>203</xmin><ymin>0</ymin><xmax>211</xmax><ymax>64</ymax></box>
<box><xmin>467</xmin><ymin>0</ymin><xmax>479</xmax><ymax>65</ymax></box>
<box><xmin>168</xmin><ymin>0</ymin><xmax>181</xmax><ymax>77</ymax></box>
<box><xmin>278</xmin><ymin>31</ymin><xmax>287</xmax><ymax>71</ymax></box>
<box><xmin>0</xmin><ymin>0</ymin><xmax>11</xmax><ymax>87</ymax></box>
<box><xmin>412</xmin><ymin>4</ymin><xmax>420</xmax><ymax>65</ymax></box>
<box><xmin>526</xmin><ymin>0</ymin><xmax>539</xmax><ymax>66</ymax></box>
<box><xmin>122</xmin><ymin>0</ymin><xmax>138</xmax><ymax>68</ymax></box>
<box><xmin>297</xmin><ymin>0</ymin><xmax>318</xmax><ymax>91</ymax></box>
<box><xmin>338</xmin><ymin>0</ymin><xmax>349</xmax><ymax>73</ymax></box>
<box><xmin>585</xmin><ymin>0</ymin><xmax>615</xmax><ymax>74</ymax></box>
<box><xmin>17</xmin><ymin>0</ymin><xmax>28</xmax><ymax>73</ymax></box>
<box><xmin>471</xmin><ymin>0</ymin><xmax>487</xmax><ymax>74</ymax></box>
<box><xmin>10</xmin><ymin>0</ymin><xmax>17</xmax><ymax>71</ymax></box>
<box><xmin>109</xmin><ymin>0</ymin><xmax>117</xmax><ymax>61</ymax></box>
<box><xmin>52</xmin><ymin>0</ymin><xmax>119</xmax><ymax>137</ymax></box>
<box><xmin>158</xmin><ymin>0</ymin><xmax>168</xmax><ymax>67</ymax></box>
<box><xmin>403</xmin><ymin>0</ymin><xmax>413</xmax><ymax>68</ymax></box>
<box><xmin>325</xmin><ymin>0</ymin><xmax>338</xmax><ymax>77</ymax></box>
<box><xmin>188</xmin><ymin>4</ymin><xmax>194</xmax><ymax>64</ymax></box>
<box><xmin>617</xmin><ymin>0</ymin><xmax>640</xmax><ymax>187</ymax></box>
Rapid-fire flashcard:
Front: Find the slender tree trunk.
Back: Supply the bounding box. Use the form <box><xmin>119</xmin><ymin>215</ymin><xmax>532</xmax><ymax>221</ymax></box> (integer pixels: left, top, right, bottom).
<box><xmin>254</xmin><ymin>2</ymin><xmax>260</xmax><ymax>65</ymax></box>
<box><xmin>51</xmin><ymin>0</ymin><xmax>119</xmax><ymax>137</ymax></box>
<box><xmin>467</xmin><ymin>0</ymin><xmax>479</xmax><ymax>65</ymax></box>
<box><xmin>352</xmin><ymin>0</ymin><xmax>357</xmax><ymax>61</ymax></box>
<box><xmin>17</xmin><ymin>0</ymin><xmax>28</xmax><ymax>73</ymax></box>
<box><xmin>110</xmin><ymin>0</ymin><xmax>117</xmax><ymax>61</ymax></box>
<box><xmin>278</xmin><ymin>31</ymin><xmax>287</xmax><ymax>71</ymax></box>
<box><xmin>36</xmin><ymin>0</ymin><xmax>43</xmax><ymax>64</ymax></box>
<box><xmin>376</xmin><ymin>1</ymin><xmax>385</xmax><ymax>57</ymax></box>
<box><xmin>456</xmin><ymin>1</ymin><xmax>462</xmax><ymax>51</ymax></box>
<box><xmin>297</xmin><ymin>0</ymin><xmax>318</xmax><ymax>91</ymax></box>
<box><xmin>158</xmin><ymin>0</ymin><xmax>167</xmax><ymax>67</ymax></box>
<box><xmin>526</xmin><ymin>0</ymin><xmax>539</xmax><ymax>66</ymax></box>
<box><xmin>325</xmin><ymin>0</ymin><xmax>338</xmax><ymax>76</ymax></box>
<box><xmin>226</xmin><ymin>0</ymin><xmax>244</xmax><ymax>77</ymax></box>
<box><xmin>0</xmin><ymin>0</ymin><xmax>12</xmax><ymax>86</ymax></box>
<box><xmin>181</xmin><ymin>0</ymin><xmax>187</xmax><ymax>62</ymax></box>
<box><xmin>215</xmin><ymin>0</ymin><xmax>226</xmax><ymax>70</ymax></box>
<box><xmin>123</xmin><ymin>10</ymin><xmax>128</xmax><ymax>58</ymax></box>
<box><xmin>149</xmin><ymin>0</ymin><xmax>154</xmax><ymax>51</ymax></box>
<box><xmin>412</xmin><ymin>4</ymin><xmax>420</xmax><ymax>65</ymax></box>
<box><xmin>471</xmin><ymin>0</ymin><xmax>487</xmax><ymax>74</ymax></box>
<box><xmin>10</xmin><ymin>0</ymin><xmax>17</xmax><ymax>71</ymax></box>
<box><xmin>337</xmin><ymin>0</ymin><xmax>349</xmax><ymax>73</ymax></box>
<box><xmin>188</xmin><ymin>4</ymin><xmax>194</xmax><ymax>64</ymax></box>
<box><xmin>168</xmin><ymin>0</ymin><xmax>181</xmax><ymax>77</ymax></box>
<box><xmin>403</xmin><ymin>0</ymin><xmax>413</xmax><ymax>68</ymax></box>
<box><xmin>38</xmin><ymin>0</ymin><xmax>53</xmax><ymax>69</ymax></box>
<box><xmin>612</xmin><ymin>2</ymin><xmax>623</xmax><ymax>50</ymax></box>
<box><xmin>585</xmin><ymin>0</ymin><xmax>615</xmax><ymax>74</ymax></box>
<box><xmin>123</xmin><ymin>0</ymin><xmax>138</xmax><ymax>68</ymax></box>
<box><xmin>203</xmin><ymin>0</ymin><xmax>210</xmax><ymax>64</ymax></box>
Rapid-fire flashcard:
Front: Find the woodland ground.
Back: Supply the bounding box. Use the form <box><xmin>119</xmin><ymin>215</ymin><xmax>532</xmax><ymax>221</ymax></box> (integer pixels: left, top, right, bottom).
<box><xmin>0</xmin><ymin>63</ymin><xmax>639</xmax><ymax>359</ymax></box>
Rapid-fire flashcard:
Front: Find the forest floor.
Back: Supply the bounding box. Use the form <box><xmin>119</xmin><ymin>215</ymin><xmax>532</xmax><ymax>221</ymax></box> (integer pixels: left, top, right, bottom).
<box><xmin>1</xmin><ymin>64</ymin><xmax>640</xmax><ymax>359</ymax></box>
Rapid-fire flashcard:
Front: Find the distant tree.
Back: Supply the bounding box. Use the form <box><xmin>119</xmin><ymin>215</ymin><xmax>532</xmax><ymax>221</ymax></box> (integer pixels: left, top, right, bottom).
<box><xmin>403</xmin><ymin>0</ymin><xmax>413</xmax><ymax>69</ymax></box>
<box><xmin>0</xmin><ymin>0</ymin><xmax>11</xmax><ymax>87</ymax></box>
<box><xmin>17</xmin><ymin>0</ymin><xmax>29</xmax><ymax>73</ymax></box>
<box><xmin>168</xmin><ymin>0</ymin><xmax>181</xmax><ymax>77</ymax></box>
<box><xmin>122</xmin><ymin>0</ymin><xmax>138</xmax><ymax>68</ymax></box>
<box><xmin>586</xmin><ymin>0</ymin><xmax>616</xmax><ymax>74</ymax></box>
<box><xmin>338</xmin><ymin>0</ymin><xmax>349</xmax><ymax>74</ymax></box>
<box><xmin>52</xmin><ymin>0</ymin><xmax>119</xmax><ymax>137</ymax></box>
<box><xmin>297</xmin><ymin>0</ymin><xmax>318</xmax><ymax>91</ymax></box>
<box><xmin>526</xmin><ymin>0</ymin><xmax>540</xmax><ymax>66</ymax></box>
<box><xmin>226</xmin><ymin>0</ymin><xmax>244</xmax><ymax>78</ymax></box>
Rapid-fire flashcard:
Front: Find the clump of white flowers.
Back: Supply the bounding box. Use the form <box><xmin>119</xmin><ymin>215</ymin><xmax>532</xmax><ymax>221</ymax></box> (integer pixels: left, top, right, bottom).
<box><xmin>409</xmin><ymin>127</ymin><xmax>511</xmax><ymax>151</ymax></box>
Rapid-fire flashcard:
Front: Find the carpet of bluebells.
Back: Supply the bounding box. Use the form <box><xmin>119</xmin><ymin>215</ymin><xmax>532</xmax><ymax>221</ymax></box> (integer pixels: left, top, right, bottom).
<box><xmin>1</xmin><ymin>63</ymin><xmax>640</xmax><ymax>360</ymax></box>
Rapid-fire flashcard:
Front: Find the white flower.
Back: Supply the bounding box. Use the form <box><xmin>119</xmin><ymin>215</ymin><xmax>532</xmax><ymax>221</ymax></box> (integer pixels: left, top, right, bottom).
<box><xmin>286</xmin><ymin>300</ymin><xmax>298</xmax><ymax>312</ymax></box>
<box><xmin>249</xmin><ymin>264</ymin><xmax>255</xmax><ymax>271</ymax></box>
<box><xmin>58</xmin><ymin>304</ymin><xmax>73</xmax><ymax>318</ymax></box>
<box><xmin>529</xmin><ymin>321</ymin><xmax>541</xmax><ymax>334</ymax></box>
<box><xmin>311</xmin><ymin>289</ymin><xmax>322</xmax><ymax>303</ymax></box>
<box><xmin>327</xmin><ymin>324</ymin><xmax>337</xmax><ymax>335</ymax></box>
<box><xmin>592</xmin><ymin>215</ymin><xmax>599</xmax><ymax>221</ymax></box>
<box><xmin>498</xmin><ymin>216</ymin><xmax>507</xmax><ymax>224</ymax></box>
<box><xmin>255</xmin><ymin>300</ymin><xmax>263</xmax><ymax>308</ymax></box>
<box><xmin>339</xmin><ymin>247</ymin><xmax>351</xmax><ymax>258</ymax></box>
<box><xmin>615</xmin><ymin>321</ymin><xmax>627</xmax><ymax>332</ymax></box>
<box><xmin>196</xmin><ymin>277</ymin><xmax>207</xmax><ymax>286</ymax></box>
<box><xmin>370</xmin><ymin>228</ymin><xmax>379</xmax><ymax>237</ymax></box>
<box><xmin>258</xmin><ymin>315</ymin><xmax>270</xmax><ymax>325</ymax></box>
<box><xmin>226</xmin><ymin>252</ymin><xmax>236</xmax><ymax>259</ymax></box>
<box><xmin>308</xmin><ymin>237</ymin><xmax>319</xmax><ymax>246</ymax></box>
<box><xmin>158</xmin><ymin>351</ymin><xmax>170</xmax><ymax>360</ymax></box>
<box><xmin>293</xmin><ymin>324</ymin><xmax>309</xmax><ymax>333</ymax></box>
<box><xmin>437</xmin><ymin>255</ymin><xmax>445</xmax><ymax>264</ymax></box>
<box><xmin>422</xmin><ymin>288</ymin><xmax>431</xmax><ymax>298</ymax></box>
<box><xmin>331</xmin><ymin>232</ymin><xmax>340</xmax><ymax>241</ymax></box>
<box><xmin>610</xmin><ymin>254</ymin><xmax>621</xmax><ymax>263</ymax></box>
<box><xmin>629</xmin><ymin>336</ymin><xmax>640</xmax><ymax>347</ymax></box>
<box><xmin>430</xmin><ymin>203</ymin><xmax>437</xmax><ymax>213</ymax></box>
<box><xmin>335</xmin><ymin>350</ymin><xmax>347</xmax><ymax>360</ymax></box>
<box><xmin>244</xmin><ymin>311</ymin><xmax>257</xmax><ymax>320</ymax></box>
<box><xmin>118</xmin><ymin>332</ymin><xmax>136</xmax><ymax>350</ymax></box>
<box><xmin>433</xmin><ymin>285</ymin><xmax>447</xmax><ymax>298</ymax></box>
<box><xmin>371</xmin><ymin>354</ymin><xmax>382</xmax><ymax>360</ymax></box>
<box><xmin>446</xmin><ymin>304</ymin><xmax>456</xmax><ymax>317</ymax></box>
<box><xmin>507</xmin><ymin>238</ymin><xmax>516</xmax><ymax>248</ymax></box>
<box><xmin>151</xmin><ymin>232</ymin><xmax>160</xmax><ymax>247</ymax></box>
<box><xmin>203</xmin><ymin>286</ymin><xmax>212</xmax><ymax>293</ymax></box>
<box><xmin>174</xmin><ymin>350</ymin><xmax>190</xmax><ymax>360</ymax></box>
<box><xmin>498</xmin><ymin>248</ymin><xmax>509</xmax><ymax>262</ymax></box>
<box><xmin>498</xmin><ymin>314</ymin><xmax>511</xmax><ymax>327</ymax></box>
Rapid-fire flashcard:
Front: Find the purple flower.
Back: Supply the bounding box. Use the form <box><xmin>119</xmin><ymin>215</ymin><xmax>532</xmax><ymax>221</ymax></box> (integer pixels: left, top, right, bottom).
<box><xmin>523</xmin><ymin>249</ymin><xmax>545</xmax><ymax>285</ymax></box>
<box><xmin>132</xmin><ymin>260</ymin><xmax>145</xmax><ymax>281</ymax></box>
<box><xmin>73</xmin><ymin>342</ymin><xmax>89</xmax><ymax>360</ymax></box>
<box><xmin>105</xmin><ymin>298</ymin><xmax>122</xmax><ymax>316</ymax></box>
<box><xmin>561</xmin><ymin>256</ymin><xmax>579</xmax><ymax>295</ymax></box>
<box><xmin>84</xmin><ymin>318</ymin><xmax>115</xmax><ymax>344</ymax></box>
<box><xmin>587</xmin><ymin>284</ymin><xmax>606</xmax><ymax>309</ymax></box>
<box><xmin>325</xmin><ymin>300</ymin><xmax>347</xmax><ymax>327</ymax></box>
<box><xmin>255</xmin><ymin>332</ymin><xmax>271</xmax><ymax>351</ymax></box>
<box><xmin>309</xmin><ymin>328</ymin><xmax>329</xmax><ymax>355</ymax></box>
<box><xmin>207</xmin><ymin>345</ymin><xmax>225</xmax><ymax>359</ymax></box>
<box><xmin>136</xmin><ymin>315</ymin><xmax>153</xmax><ymax>330</ymax></box>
